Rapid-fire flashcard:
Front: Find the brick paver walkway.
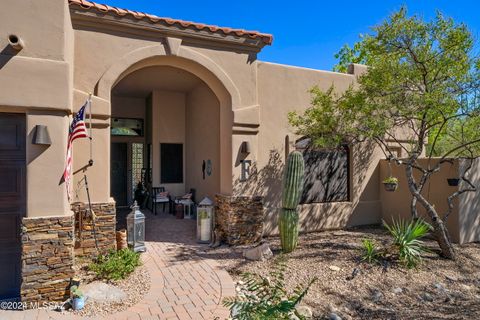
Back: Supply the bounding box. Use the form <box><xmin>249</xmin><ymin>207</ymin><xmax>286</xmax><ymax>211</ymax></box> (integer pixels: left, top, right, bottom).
<box><xmin>0</xmin><ymin>211</ymin><xmax>235</xmax><ymax>320</ymax></box>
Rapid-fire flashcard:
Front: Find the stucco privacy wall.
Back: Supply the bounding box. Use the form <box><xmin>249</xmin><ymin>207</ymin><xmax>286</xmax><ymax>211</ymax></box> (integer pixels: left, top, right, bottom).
<box><xmin>458</xmin><ymin>158</ymin><xmax>480</xmax><ymax>243</ymax></box>
<box><xmin>245</xmin><ymin>62</ymin><xmax>383</xmax><ymax>234</ymax></box>
<box><xmin>380</xmin><ymin>159</ymin><xmax>462</xmax><ymax>243</ymax></box>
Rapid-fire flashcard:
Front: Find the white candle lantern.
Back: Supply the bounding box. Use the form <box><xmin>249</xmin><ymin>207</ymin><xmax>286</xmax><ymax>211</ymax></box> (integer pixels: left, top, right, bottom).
<box><xmin>196</xmin><ymin>197</ymin><xmax>214</xmax><ymax>243</ymax></box>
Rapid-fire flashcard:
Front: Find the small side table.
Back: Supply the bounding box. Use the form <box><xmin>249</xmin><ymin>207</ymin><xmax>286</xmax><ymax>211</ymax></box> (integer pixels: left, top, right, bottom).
<box><xmin>175</xmin><ymin>198</ymin><xmax>194</xmax><ymax>219</ymax></box>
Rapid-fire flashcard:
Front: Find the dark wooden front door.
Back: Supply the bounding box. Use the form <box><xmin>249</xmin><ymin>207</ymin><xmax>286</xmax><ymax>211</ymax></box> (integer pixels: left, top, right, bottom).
<box><xmin>111</xmin><ymin>143</ymin><xmax>128</xmax><ymax>207</ymax></box>
<box><xmin>0</xmin><ymin>113</ymin><xmax>25</xmax><ymax>300</ymax></box>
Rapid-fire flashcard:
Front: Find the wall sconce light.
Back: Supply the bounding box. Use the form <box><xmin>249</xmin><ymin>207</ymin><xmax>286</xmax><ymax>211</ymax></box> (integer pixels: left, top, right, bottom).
<box><xmin>241</xmin><ymin>141</ymin><xmax>250</xmax><ymax>154</ymax></box>
<box><xmin>32</xmin><ymin>125</ymin><xmax>51</xmax><ymax>145</ymax></box>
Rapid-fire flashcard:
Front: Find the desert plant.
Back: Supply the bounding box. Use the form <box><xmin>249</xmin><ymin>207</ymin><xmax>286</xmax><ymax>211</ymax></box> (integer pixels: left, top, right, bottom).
<box><xmin>382</xmin><ymin>176</ymin><xmax>398</xmax><ymax>184</ymax></box>
<box><xmin>383</xmin><ymin>218</ymin><xmax>431</xmax><ymax>268</ymax></box>
<box><xmin>279</xmin><ymin>151</ymin><xmax>305</xmax><ymax>253</ymax></box>
<box><xmin>361</xmin><ymin>238</ymin><xmax>381</xmax><ymax>264</ymax></box>
<box><xmin>70</xmin><ymin>285</ymin><xmax>83</xmax><ymax>298</ymax></box>
<box><xmin>223</xmin><ymin>258</ymin><xmax>316</xmax><ymax>320</ymax></box>
<box><xmin>89</xmin><ymin>248</ymin><xmax>141</xmax><ymax>280</ymax></box>
<box><xmin>289</xmin><ymin>7</ymin><xmax>480</xmax><ymax>260</ymax></box>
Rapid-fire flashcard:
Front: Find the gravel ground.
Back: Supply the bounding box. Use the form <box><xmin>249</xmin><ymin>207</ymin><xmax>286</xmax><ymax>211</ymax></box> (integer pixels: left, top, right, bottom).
<box><xmin>69</xmin><ymin>260</ymin><xmax>150</xmax><ymax>317</ymax></box>
<box><xmin>201</xmin><ymin>227</ymin><xmax>480</xmax><ymax>320</ymax></box>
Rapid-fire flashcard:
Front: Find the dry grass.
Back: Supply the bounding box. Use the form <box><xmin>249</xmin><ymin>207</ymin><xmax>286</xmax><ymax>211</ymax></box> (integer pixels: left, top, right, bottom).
<box><xmin>205</xmin><ymin>227</ymin><xmax>480</xmax><ymax>320</ymax></box>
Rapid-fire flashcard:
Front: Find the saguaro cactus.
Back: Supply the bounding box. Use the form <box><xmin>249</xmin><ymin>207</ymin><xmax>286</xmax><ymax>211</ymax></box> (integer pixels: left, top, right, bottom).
<box><xmin>279</xmin><ymin>151</ymin><xmax>304</xmax><ymax>253</ymax></box>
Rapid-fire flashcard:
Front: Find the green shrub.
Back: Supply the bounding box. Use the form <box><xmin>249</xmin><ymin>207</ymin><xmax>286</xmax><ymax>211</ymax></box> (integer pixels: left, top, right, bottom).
<box><xmin>223</xmin><ymin>257</ymin><xmax>316</xmax><ymax>320</ymax></box>
<box><xmin>361</xmin><ymin>238</ymin><xmax>381</xmax><ymax>264</ymax></box>
<box><xmin>383</xmin><ymin>218</ymin><xmax>431</xmax><ymax>268</ymax></box>
<box><xmin>89</xmin><ymin>248</ymin><xmax>141</xmax><ymax>280</ymax></box>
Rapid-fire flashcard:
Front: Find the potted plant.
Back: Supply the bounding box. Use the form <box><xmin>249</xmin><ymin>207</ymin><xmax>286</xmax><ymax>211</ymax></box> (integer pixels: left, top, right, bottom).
<box><xmin>447</xmin><ymin>178</ymin><xmax>460</xmax><ymax>186</ymax></box>
<box><xmin>70</xmin><ymin>285</ymin><xmax>85</xmax><ymax>311</ymax></box>
<box><xmin>134</xmin><ymin>182</ymin><xmax>147</xmax><ymax>208</ymax></box>
<box><xmin>383</xmin><ymin>176</ymin><xmax>399</xmax><ymax>192</ymax></box>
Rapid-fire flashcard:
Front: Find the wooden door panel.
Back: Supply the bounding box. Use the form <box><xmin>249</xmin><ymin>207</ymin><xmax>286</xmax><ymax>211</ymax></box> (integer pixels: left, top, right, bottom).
<box><xmin>0</xmin><ymin>113</ymin><xmax>25</xmax><ymax>300</ymax></box>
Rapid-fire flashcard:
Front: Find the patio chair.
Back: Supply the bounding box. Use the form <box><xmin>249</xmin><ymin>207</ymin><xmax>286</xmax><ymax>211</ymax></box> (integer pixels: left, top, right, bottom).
<box><xmin>151</xmin><ymin>187</ymin><xmax>171</xmax><ymax>215</ymax></box>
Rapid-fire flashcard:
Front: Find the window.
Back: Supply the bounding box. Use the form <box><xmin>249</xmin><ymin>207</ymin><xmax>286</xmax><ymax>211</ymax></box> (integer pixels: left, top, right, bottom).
<box><xmin>111</xmin><ymin>118</ymin><xmax>144</xmax><ymax>136</ymax></box>
<box><xmin>295</xmin><ymin>138</ymin><xmax>350</xmax><ymax>204</ymax></box>
<box><xmin>160</xmin><ymin>143</ymin><xmax>183</xmax><ymax>183</ymax></box>
<box><xmin>131</xmin><ymin>143</ymin><xmax>144</xmax><ymax>197</ymax></box>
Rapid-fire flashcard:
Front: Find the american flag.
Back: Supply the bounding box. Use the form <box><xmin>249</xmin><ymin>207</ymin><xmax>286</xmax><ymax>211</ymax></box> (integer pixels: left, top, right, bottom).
<box><xmin>64</xmin><ymin>100</ymin><xmax>90</xmax><ymax>200</ymax></box>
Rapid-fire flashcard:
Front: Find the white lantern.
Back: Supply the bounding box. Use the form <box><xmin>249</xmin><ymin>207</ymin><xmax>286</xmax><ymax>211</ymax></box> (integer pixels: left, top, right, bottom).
<box><xmin>196</xmin><ymin>197</ymin><xmax>214</xmax><ymax>243</ymax></box>
<box><xmin>127</xmin><ymin>201</ymin><xmax>146</xmax><ymax>252</ymax></box>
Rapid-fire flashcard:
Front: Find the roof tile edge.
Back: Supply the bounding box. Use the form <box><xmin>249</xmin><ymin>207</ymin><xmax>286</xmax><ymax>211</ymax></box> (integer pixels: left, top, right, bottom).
<box><xmin>68</xmin><ymin>0</ymin><xmax>273</xmax><ymax>45</ymax></box>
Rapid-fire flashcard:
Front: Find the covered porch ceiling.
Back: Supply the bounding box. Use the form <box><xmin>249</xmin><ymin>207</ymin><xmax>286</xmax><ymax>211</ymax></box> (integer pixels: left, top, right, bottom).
<box><xmin>112</xmin><ymin>66</ymin><xmax>203</xmax><ymax>97</ymax></box>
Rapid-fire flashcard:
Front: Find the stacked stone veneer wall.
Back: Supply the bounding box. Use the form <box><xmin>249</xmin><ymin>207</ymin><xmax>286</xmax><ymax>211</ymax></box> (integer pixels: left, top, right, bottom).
<box><xmin>71</xmin><ymin>201</ymin><xmax>116</xmax><ymax>257</ymax></box>
<box><xmin>215</xmin><ymin>194</ymin><xmax>264</xmax><ymax>245</ymax></box>
<box><xmin>21</xmin><ymin>216</ymin><xmax>74</xmax><ymax>303</ymax></box>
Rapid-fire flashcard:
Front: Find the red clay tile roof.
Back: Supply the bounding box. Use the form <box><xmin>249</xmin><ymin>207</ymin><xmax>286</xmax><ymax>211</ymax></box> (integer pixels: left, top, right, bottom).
<box><xmin>68</xmin><ymin>0</ymin><xmax>273</xmax><ymax>45</ymax></box>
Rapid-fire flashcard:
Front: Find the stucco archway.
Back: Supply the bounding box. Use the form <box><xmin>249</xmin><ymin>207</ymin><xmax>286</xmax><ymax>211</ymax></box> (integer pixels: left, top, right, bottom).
<box><xmin>98</xmin><ymin>45</ymin><xmax>234</xmax><ymax>195</ymax></box>
<box><xmin>96</xmin><ymin>45</ymin><xmax>241</xmax><ymax>109</ymax></box>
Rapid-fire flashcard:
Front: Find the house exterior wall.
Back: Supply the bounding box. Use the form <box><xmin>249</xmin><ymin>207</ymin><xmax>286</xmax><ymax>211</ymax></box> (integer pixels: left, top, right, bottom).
<box><xmin>151</xmin><ymin>90</ymin><xmax>186</xmax><ymax>196</ymax></box>
<box><xmin>186</xmin><ymin>84</ymin><xmax>221</xmax><ymax>201</ymax></box>
<box><xmin>0</xmin><ymin>0</ymin><xmax>73</xmax><ymax>218</ymax></box>
<box><xmin>248</xmin><ymin>62</ymin><xmax>383</xmax><ymax>234</ymax></box>
<box><xmin>2</xmin><ymin>0</ymin><xmax>480</xmax><ymax>303</ymax></box>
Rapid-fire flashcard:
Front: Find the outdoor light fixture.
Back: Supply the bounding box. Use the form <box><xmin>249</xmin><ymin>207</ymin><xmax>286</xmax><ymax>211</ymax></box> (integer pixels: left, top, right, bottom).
<box><xmin>127</xmin><ymin>201</ymin><xmax>146</xmax><ymax>252</ymax></box>
<box><xmin>197</xmin><ymin>197</ymin><xmax>214</xmax><ymax>243</ymax></box>
<box><xmin>32</xmin><ymin>125</ymin><xmax>52</xmax><ymax>145</ymax></box>
<box><xmin>241</xmin><ymin>141</ymin><xmax>251</xmax><ymax>154</ymax></box>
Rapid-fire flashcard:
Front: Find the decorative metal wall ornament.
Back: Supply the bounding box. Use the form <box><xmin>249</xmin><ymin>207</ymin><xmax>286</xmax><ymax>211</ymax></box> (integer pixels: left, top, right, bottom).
<box><xmin>240</xmin><ymin>160</ymin><xmax>251</xmax><ymax>182</ymax></box>
<box><xmin>206</xmin><ymin>159</ymin><xmax>212</xmax><ymax>176</ymax></box>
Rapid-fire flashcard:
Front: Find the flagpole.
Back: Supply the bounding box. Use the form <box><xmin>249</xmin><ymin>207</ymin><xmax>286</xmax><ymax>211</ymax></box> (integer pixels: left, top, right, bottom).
<box><xmin>88</xmin><ymin>93</ymin><xmax>93</xmax><ymax>167</ymax></box>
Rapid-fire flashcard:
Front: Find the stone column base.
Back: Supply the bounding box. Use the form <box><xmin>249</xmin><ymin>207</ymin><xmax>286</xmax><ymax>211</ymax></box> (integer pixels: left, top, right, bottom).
<box><xmin>21</xmin><ymin>215</ymin><xmax>74</xmax><ymax>303</ymax></box>
<box><xmin>215</xmin><ymin>194</ymin><xmax>264</xmax><ymax>245</ymax></box>
<box><xmin>71</xmin><ymin>201</ymin><xmax>116</xmax><ymax>258</ymax></box>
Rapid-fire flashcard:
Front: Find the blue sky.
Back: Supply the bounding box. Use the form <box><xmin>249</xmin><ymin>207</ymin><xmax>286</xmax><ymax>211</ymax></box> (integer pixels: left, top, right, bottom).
<box><xmin>99</xmin><ymin>0</ymin><xmax>480</xmax><ymax>71</ymax></box>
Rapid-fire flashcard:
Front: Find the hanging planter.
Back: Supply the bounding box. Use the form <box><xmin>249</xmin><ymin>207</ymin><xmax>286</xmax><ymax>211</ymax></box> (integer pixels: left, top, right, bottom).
<box><xmin>383</xmin><ymin>176</ymin><xmax>399</xmax><ymax>192</ymax></box>
<box><xmin>447</xmin><ymin>178</ymin><xmax>460</xmax><ymax>186</ymax></box>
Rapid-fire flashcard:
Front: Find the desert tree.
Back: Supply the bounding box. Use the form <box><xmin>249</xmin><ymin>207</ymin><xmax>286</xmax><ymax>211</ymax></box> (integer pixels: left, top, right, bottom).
<box><xmin>288</xmin><ymin>8</ymin><xmax>480</xmax><ymax>260</ymax></box>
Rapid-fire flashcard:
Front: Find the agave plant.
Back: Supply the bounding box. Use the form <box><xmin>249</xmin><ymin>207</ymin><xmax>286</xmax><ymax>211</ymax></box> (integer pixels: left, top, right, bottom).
<box><xmin>361</xmin><ymin>238</ymin><xmax>381</xmax><ymax>264</ymax></box>
<box><xmin>223</xmin><ymin>258</ymin><xmax>316</xmax><ymax>320</ymax></box>
<box><xmin>383</xmin><ymin>218</ymin><xmax>432</xmax><ymax>268</ymax></box>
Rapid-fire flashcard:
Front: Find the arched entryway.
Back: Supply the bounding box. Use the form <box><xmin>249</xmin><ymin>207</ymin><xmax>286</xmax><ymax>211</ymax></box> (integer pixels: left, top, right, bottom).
<box><xmin>110</xmin><ymin>65</ymin><xmax>223</xmax><ymax>206</ymax></box>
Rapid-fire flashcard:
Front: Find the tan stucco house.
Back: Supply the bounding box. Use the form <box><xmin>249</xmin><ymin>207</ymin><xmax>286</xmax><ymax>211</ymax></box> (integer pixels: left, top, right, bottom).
<box><xmin>0</xmin><ymin>0</ymin><xmax>478</xmax><ymax>304</ymax></box>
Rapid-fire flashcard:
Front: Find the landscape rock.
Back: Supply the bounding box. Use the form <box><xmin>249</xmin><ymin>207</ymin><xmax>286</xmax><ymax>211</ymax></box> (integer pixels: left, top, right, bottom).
<box><xmin>433</xmin><ymin>282</ymin><xmax>447</xmax><ymax>293</ymax></box>
<box><xmin>393</xmin><ymin>287</ymin><xmax>403</xmax><ymax>294</ymax></box>
<box><xmin>372</xmin><ymin>289</ymin><xmax>383</xmax><ymax>302</ymax></box>
<box><xmin>346</xmin><ymin>268</ymin><xmax>360</xmax><ymax>280</ymax></box>
<box><xmin>421</xmin><ymin>292</ymin><xmax>434</xmax><ymax>302</ymax></box>
<box><xmin>243</xmin><ymin>242</ymin><xmax>273</xmax><ymax>261</ymax></box>
<box><xmin>445</xmin><ymin>275</ymin><xmax>458</xmax><ymax>282</ymax></box>
<box><xmin>460</xmin><ymin>284</ymin><xmax>473</xmax><ymax>291</ymax></box>
<box><xmin>328</xmin><ymin>312</ymin><xmax>342</xmax><ymax>320</ymax></box>
<box><xmin>295</xmin><ymin>305</ymin><xmax>313</xmax><ymax>319</ymax></box>
<box><xmin>83</xmin><ymin>282</ymin><xmax>127</xmax><ymax>303</ymax></box>
<box><xmin>329</xmin><ymin>265</ymin><xmax>341</xmax><ymax>272</ymax></box>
